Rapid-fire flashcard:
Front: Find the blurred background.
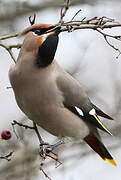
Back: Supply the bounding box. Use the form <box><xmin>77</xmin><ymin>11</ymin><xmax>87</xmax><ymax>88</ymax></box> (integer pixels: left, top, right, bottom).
<box><xmin>0</xmin><ymin>0</ymin><xmax>121</xmax><ymax>179</ymax></box>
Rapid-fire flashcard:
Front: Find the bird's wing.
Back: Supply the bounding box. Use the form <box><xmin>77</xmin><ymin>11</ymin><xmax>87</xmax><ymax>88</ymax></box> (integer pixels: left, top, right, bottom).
<box><xmin>91</xmin><ymin>103</ymin><xmax>113</xmax><ymax>120</ymax></box>
<box><xmin>56</xmin><ymin>70</ymin><xmax>113</xmax><ymax>120</ymax></box>
<box><xmin>56</xmin><ymin>70</ymin><xmax>113</xmax><ymax>135</ymax></box>
<box><xmin>56</xmin><ymin>70</ymin><xmax>90</xmax><ymax>107</ymax></box>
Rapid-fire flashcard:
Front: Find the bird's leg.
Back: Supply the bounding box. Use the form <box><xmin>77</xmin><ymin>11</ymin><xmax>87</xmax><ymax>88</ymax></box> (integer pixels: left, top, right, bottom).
<box><xmin>46</xmin><ymin>138</ymin><xmax>65</xmax><ymax>153</ymax></box>
<box><xmin>39</xmin><ymin>138</ymin><xmax>65</xmax><ymax>156</ymax></box>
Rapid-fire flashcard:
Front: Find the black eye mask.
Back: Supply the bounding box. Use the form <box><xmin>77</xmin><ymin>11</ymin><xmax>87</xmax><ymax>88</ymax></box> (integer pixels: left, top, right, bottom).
<box><xmin>31</xmin><ymin>26</ymin><xmax>55</xmax><ymax>36</ymax></box>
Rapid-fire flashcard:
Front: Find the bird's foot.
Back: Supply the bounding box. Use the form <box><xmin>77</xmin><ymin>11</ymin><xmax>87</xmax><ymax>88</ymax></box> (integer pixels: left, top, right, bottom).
<box><xmin>39</xmin><ymin>138</ymin><xmax>65</xmax><ymax>157</ymax></box>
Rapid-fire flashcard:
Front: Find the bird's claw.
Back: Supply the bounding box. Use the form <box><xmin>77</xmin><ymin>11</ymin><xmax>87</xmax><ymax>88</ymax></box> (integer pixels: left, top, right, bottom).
<box><xmin>39</xmin><ymin>139</ymin><xmax>65</xmax><ymax>157</ymax></box>
<box><xmin>39</xmin><ymin>142</ymin><xmax>51</xmax><ymax>157</ymax></box>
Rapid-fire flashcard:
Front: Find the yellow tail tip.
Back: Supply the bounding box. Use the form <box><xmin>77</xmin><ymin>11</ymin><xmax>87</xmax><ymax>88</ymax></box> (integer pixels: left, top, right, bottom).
<box><xmin>105</xmin><ymin>158</ymin><xmax>117</xmax><ymax>167</ymax></box>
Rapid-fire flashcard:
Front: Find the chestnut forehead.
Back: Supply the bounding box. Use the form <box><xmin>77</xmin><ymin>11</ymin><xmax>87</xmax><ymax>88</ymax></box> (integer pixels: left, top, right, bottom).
<box><xmin>30</xmin><ymin>24</ymin><xmax>53</xmax><ymax>29</ymax></box>
<box><xmin>20</xmin><ymin>24</ymin><xmax>53</xmax><ymax>35</ymax></box>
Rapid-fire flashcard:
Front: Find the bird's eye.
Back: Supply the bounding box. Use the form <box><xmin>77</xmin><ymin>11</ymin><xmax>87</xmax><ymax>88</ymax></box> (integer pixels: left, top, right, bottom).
<box><xmin>32</xmin><ymin>29</ymin><xmax>42</xmax><ymax>35</ymax></box>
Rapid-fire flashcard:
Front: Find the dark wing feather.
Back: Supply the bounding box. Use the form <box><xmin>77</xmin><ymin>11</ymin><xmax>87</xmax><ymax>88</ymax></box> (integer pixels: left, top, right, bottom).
<box><xmin>65</xmin><ymin>105</ymin><xmax>81</xmax><ymax>118</ymax></box>
<box><xmin>91</xmin><ymin>103</ymin><xmax>113</xmax><ymax>120</ymax></box>
<box><xmin>56</xmin><ymin>67</ymin><xmax>113</xmax><ymax>125</ymax></box>
<box><xmin>66</xmin><ymin>104</ymin><xmax>112</xmax><ymax>135</ymax></box>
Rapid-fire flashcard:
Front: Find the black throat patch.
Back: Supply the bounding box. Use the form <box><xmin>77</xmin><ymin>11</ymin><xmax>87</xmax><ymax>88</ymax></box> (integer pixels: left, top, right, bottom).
<box><xmin>36</xmin><ymin>33</ymin><xmax>59</xmax><ymax>68</ymax></box>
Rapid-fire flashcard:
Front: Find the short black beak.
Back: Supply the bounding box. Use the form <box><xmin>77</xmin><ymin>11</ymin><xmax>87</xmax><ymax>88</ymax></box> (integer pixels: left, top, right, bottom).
<box><xmin>45</xmin><ymin>26</ymin><xmax>61</xmax><ymax>34</ymax></box>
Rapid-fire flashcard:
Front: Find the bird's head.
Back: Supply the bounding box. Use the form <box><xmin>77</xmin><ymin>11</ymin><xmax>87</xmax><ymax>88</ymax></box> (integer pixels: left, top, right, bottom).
<box><xmin>19</xmin><ymin>24</ymin><xmax>61</xmax><ymax>67</ymax></box>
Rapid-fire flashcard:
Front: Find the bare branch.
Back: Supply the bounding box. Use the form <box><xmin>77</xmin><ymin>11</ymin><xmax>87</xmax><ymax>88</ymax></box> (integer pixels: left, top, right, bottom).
<box><xmin>11</xmin><ymin>120</ymin><xmax>35</xmax><ymax>139</ymax></box>
<box><xmin>0</xmin><ymin>42</ymin><xmax>17</xmax><ymax>63</ymax></box>
<box><xmin>12</xmin><ymin>120</ymin><xmax>35</xmax><ymax>130</ymax></box>
<box><xmin>104</xmin><ymin>36</ymin><xmax>121</xmax><ymax>59</ymax></box>
<box><xmin>59</xmin><ymin>0</ymin><xmax>70</xmax><ymax>24</ymax></box>
<box><xmin>0</xmin><ymin>14</ymin><xmax>120</xmax><ymax>64</ymax></box>
<box><xmin>58</xmin><ymin>15</ymin><xmax>121</xmax><ymax>57</ymax></box>
<box><xmin>0</xmin><ymin>33</ymin><xmax>19</xmax><ymax>40</ymax></box>
<box><xmin>0</xmin><ymin>42</ymin><xmax>21</xmax><ymax>63</ymax></box>
<box><xmin>29</xmin><ymin>13</ymin><xmax>36</xmax><ymax>26</ymax></box>
<box><xmin>60</xmin><ymin>23</ymin><xmax>121</xmax><ymax>31</ymax></box>
<box><xmin>0</xmin><ymin>151</ymin><xmax>14</xmax><ymax>161</ymax></box>
<box><xmin>11</xmin><ymin>120</ymin><xmax>62</xmax><ymax>179</ymax></box>
<box><xmin>96</xmin><ymin>28</ymin><xmax>121</xmax><ymax>59</ymax></box>
<box><xmin>33</xmin><ymin>122</ymin><xmax>43</xmax><ymax>144</ymax></box>
<box><xmin>0</xmin><ymin>33</ymin><xmax>20</xmax><ymax>63</ymax></box>
<box><xmin>70</xmin><ymin>8</ymin><xmax>82</xmax><ymax>21</ymax></box>
<box><xmin>96</xmin><ymin>28</ymin><xmax>121</xmax><ymax>39</ymax></box>
<box><xmin>40</xmin><ymin>163</ymin><xmax>51</xmax><ymax>180</ymax></box>
<box><xmin>9</xmin><ymin>44</ymin><xmax>22</xmax><ymax>49</ymax></box>
<box><xmin>0</xmin><ymin>13</ymin><xmax>121</xmax><ymax>63</ymax></box>
<box><xmin>0</xmin><ymin>0</ymin><xmax>90</xmax><ymax>22</ymax></box>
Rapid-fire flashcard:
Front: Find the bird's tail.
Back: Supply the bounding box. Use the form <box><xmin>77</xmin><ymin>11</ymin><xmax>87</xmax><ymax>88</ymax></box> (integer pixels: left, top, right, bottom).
<box><xmin>84</xmin><ymin>132</ymin><xmax>117</xmax><ymax>166</ymax></box>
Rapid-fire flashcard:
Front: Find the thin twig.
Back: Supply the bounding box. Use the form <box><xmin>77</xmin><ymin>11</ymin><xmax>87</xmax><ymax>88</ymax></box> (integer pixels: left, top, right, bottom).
<box><xmin>96</xmin><ymin>28</ymin><xmax>121</xmax><ymax>39</ymax></box>
<box><xmin>0</xmin><ymin>33</ymin><xmax>19</xmax><ymax>40</ymax></box>
<box><xmin>11</xmin><ymin>120</ymin><xmax>35</xmax><ymax>139</ymax></box>
<box><xmin>40</xmin><ymin>163</ymin><xmax>51</xmax><ymax>180</ymax></box>
<box><xmin>70</xmin><ymin>8</ymin><xmax>82</xmax><ymax>21</ymax></box>
<box><xmin>104</xmin><ymin>36</ymin><xmax>121</xmax><ymax>59</ymax></box>
<box><xmin>60</xmin><ymin>23</ymin><xmax>121</xmax><ymax>31</ymax></box>
<box><xmin>0</xmin><ymin>151</ymin><xmax>14</xmax><ymax>161</ymax></box>
<box><xmin>59</xmin><ymin>0</ymin><xmax>70</xmax><ymax>24</ymax></box>
<box><xmin>0</xmin><ymin>42</ymin><xmax>21</xmax><ymax>63</ymax></box>
<box><xmin>6</xmin><ymin>86</ymin><xmax>12</xmax><ymax>89</ymax></box>
<box><xmin>9</xmin><ymin>44</ymin><xmax>22</xmax><ymax>49</ymax></box>
<box><xmin>0</xmin><ymin>42</ymin><xmax>16</xmax><ymax>63</ymax></box>
<box><xmin>0</xmin><ymin>15</ymin><xmax>121</xmax><ymax>62</ymax></box>
<box><xmin>12</xmin><ymin>120</ymin><xmax>34</xmax><ymax>130</ymax></box>
<box><xmin>33</xmin><ymin>122</ymin><xmax>43</xmax><ymax>144</ymax></box>
<box><xmin>47</xmin><ymin>153</ymin><xmax>62</xmax><ymax>168</ymax></box>
<box><xmin>11</xmin><ymin>121</ymin><xmax>19</xmax><ymax>139</ymax></box>
<box><xmin>11</xmin><ymin>120</ymin><xmax>62</xmax><ymax>180</ymax></box>
<box><xmin>58</xmin><ymin>14</ymin><xmax>121</xmax><ymax>58</ymax></box>
<box><xmin>96</xmin><ymin>28</ymin><xmax>121</xmax><ymax>58</ymax></box>
<box><xmin>29</xmin><ymin>13</ymin><xmax>36</xmax><ymax>26</ymax></box>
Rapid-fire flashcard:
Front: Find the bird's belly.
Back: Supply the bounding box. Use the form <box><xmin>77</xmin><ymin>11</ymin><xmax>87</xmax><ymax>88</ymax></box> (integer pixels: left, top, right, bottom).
<box><xmin>14</xmin><ymin>81</ymin><xmax>89</xmax><ymax>140</ymax></box>
<box><xmin>28</xmin><ymin>105</ymin><xmax>90</xmax><ymax>140</ymax></box>
<box><xmin>15</xmin><ymin>90</ymin><xmax>62</xmax><ymax>121</ymax></box>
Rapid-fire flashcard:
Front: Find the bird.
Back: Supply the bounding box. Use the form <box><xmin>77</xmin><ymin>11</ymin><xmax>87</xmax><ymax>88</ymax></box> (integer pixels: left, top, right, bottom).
<box><xmin>9</xmin><ymin>23</ymin><xmax>117</xmax><ymax>166</ymax></box>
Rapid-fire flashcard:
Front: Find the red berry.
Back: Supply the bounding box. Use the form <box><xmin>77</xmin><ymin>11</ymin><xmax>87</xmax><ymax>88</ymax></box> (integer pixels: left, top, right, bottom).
<box><xmin>1</xmin><ymin>130</ymin><xmax>12</xmax><ymax>140</ymax></box>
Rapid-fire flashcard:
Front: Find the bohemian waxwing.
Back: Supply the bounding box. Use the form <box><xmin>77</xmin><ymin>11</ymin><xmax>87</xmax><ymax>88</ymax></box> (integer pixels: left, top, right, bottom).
<box><xmin>9</xmin><ymin>24</ymin><xmax>117</xmax><ymax>166</ymax></box>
